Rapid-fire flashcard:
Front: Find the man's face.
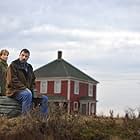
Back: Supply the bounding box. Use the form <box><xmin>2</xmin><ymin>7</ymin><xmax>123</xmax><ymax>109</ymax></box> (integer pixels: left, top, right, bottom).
<box><xmin>19</xmin><ymin>51</ymin><xmax>29</xmax><ymax>62</ymax></box>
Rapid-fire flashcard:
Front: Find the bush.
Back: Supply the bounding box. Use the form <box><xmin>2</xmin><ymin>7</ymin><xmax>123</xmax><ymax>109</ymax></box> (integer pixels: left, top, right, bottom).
<box><xmin>0</xmin><ymin>106</ymin><xmax>140</xmax><ymax>140</ymax></box>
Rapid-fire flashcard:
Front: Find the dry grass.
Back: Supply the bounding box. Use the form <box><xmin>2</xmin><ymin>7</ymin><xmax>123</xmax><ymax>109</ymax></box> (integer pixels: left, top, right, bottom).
<box><xmin>0</xmin><ymin>106</ymin><xmax>140</xmax><ymax>140</ymax></box>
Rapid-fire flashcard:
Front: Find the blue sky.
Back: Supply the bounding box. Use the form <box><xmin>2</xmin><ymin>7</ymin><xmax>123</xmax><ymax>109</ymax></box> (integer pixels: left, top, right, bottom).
<box><xmin>0</xmin><ymin>0</ymin><xmax>140</xmax><ymax>116</ymax></box>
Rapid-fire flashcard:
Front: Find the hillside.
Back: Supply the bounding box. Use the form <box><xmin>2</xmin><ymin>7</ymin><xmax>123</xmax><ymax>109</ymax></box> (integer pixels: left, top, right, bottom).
<box><xmin>0</xmin><ymin>107</ymin><xmax>140</xmax><ymax>140</ymax></box>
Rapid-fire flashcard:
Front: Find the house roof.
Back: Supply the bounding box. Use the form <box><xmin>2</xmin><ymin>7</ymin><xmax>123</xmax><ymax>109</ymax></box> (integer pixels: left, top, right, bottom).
<box><xmin>34</xmin><ymin>51</ymin><xmax>99</xmax><ymax>83</ymax></box>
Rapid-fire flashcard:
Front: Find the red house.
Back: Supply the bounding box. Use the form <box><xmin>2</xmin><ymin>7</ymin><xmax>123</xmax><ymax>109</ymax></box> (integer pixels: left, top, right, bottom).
<box><xmin>34</xmin><ymin>51</ymin><xmax>99</xmax><ymax>115</ymax></box>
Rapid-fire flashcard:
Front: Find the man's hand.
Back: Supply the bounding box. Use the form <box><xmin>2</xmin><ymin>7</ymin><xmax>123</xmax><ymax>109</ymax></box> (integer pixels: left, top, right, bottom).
<box><xmin>36</xmin><ymin>92</ymin><xmax>42</xmax><ymax>98</ymax></box>
<box><xmin>33</xmin><ymin>89</ymin><xmax>42</xmax><ymax>98</ymax></box>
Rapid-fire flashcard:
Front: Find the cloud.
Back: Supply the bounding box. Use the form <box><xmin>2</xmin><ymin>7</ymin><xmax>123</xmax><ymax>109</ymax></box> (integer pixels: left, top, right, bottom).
<box><xmin>21</xmin><ymin>24</ymin><xmax>140</xmax><ymax>58</ymax></box>
<box><xmin>21</xmin><ymin>24</ymin><xmax>140</xmax><ymax>43</ymax></box>
<box><xmin>1</xmin><ymin>23</ymin><xmax>135</xmax><ymax>75</ymax></box>
<box><xmin>1</xmin><ymin>0</ymin><xmax>140</xmax><ymax>116</ymax></box>
<box><xmin>0</xmin><ymin>17</ymin><xmax>21</xmax><ymax>32</ymax></box>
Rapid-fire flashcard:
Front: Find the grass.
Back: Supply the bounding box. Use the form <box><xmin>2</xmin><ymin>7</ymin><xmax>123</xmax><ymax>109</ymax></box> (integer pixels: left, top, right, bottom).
<box><xmin>0</xmin><ymin>106</ymin><xmax>140</xmax><ymax>140</ymax></box>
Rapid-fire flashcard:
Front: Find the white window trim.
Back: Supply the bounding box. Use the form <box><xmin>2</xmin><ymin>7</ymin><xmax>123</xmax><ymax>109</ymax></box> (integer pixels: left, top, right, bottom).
<box><xmin>40</xmin><ymin>80</ymin><xmax>47</xmax><ymax>94</ymax></box>
<box><xmin>88</xmin><ymin>83</ymin><xmax>93</xmax><ymax>97</ymax></box>
<box><xmin>54</xmin><ymin>80</ymin><xmax>61</xmax><ymax>93</ymax></box>
<box><xmin>73</xmin><ymin>101</ymin><xmax>78</xmax><ymax>111</ymax></box>
<box><xmin>74</xmin><ymin>81</ymin><xmax>79</xmax><ymax>95</ymax></box>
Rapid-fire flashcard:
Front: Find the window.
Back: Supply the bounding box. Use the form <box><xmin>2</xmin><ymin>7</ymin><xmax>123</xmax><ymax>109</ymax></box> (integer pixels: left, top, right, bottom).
<box><xmin>40</xmin><ymin>80</ymin><xmax>47</xmax><ymax>93</ymax></box>
<box><xmin>88</xmin><ymin>83</ymin><xmax>93</xmax><ymax>96</ymax></box>
<box><xmin>54</xmin><ymin>80</ymin><xmax>61</xmax><ymax>93</ymax></box>
<box><xmin>74</xmin><ymin>81</ymin><xmax>79</xmax><ymax>94</ymax></box>
<box><xmin>73</xmin><ymin>101</ymin><xmax>78</xmax><ymax>111</ymax></box>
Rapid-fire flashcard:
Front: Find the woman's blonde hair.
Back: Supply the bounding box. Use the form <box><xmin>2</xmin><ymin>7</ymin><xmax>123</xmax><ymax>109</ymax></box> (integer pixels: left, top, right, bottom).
<box><xmin>0</xmin><ymin>49</ymin><xmax>9</xmax><ymax>56</ymax></box>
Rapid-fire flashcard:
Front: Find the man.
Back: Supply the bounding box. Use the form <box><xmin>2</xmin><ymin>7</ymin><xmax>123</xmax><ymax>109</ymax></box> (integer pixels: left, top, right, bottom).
<box><xmin>6</xmin><ymin>49</ymin><xmax>48</xmax><ymax>115</ymax></box>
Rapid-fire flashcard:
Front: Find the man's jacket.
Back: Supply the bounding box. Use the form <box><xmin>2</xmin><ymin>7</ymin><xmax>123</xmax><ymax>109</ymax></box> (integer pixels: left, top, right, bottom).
<box><xmin>6</xmin><ymin>59</ymin><xmax>35</xmax><ymax>96</ymax></box>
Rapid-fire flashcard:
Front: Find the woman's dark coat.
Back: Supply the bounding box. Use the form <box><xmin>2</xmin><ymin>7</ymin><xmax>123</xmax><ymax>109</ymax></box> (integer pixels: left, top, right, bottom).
<box><xmin>0</xmin><ymin>59</ymin><xmax>8</xmax><ymax>95</ymax></box>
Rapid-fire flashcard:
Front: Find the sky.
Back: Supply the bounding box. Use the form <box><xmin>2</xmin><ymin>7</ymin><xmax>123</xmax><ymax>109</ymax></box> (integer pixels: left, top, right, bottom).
<box><xmin>0</xmin><ymin>0</ymin><xmax>140</xmax><ymax>116</ymax></box>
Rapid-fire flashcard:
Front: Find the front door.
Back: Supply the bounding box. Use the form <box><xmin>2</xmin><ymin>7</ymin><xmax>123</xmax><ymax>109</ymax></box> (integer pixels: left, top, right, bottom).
<box><xmin>91</xmin><ymin>103</ymin><xmax>95</xmax><ymax>114</ymax></box>
<box><xmin>81</xmin><ymin>104</ymin><xmax>86</xmax><ymax>115</ymax></box>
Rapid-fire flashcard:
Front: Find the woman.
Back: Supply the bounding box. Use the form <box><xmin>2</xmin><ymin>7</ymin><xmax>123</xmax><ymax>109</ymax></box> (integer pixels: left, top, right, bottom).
<box><xmin>0</xmin><ymin>49</ymin><xmax>9</xmax><ymax>96</ymax></box>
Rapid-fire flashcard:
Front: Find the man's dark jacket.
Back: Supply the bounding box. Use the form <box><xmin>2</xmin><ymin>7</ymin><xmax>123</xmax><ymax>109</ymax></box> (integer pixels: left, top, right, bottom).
<box><xmin>6</xmin><ymin>59</ymin><xmax>35</xmax><ymax>97</ymax></box>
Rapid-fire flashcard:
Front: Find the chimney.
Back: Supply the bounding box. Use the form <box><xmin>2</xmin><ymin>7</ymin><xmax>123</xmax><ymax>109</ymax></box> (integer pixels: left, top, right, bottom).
<box><xmin>58</xmin><ymin>51</ymin><xmax>62</xmax><ymax>59</ymax></box>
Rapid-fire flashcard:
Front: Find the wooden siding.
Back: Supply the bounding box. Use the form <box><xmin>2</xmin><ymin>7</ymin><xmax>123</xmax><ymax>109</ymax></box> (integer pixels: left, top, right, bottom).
<box><xmin>35</xmin><ymin>81</ymin><xmax>40</xmax><ymax>93</ymax></box>
<box><xmin>61</xmin><ymin>80</ymin><xmax>68</xmax><ymax>96</ymax></box>
<box><xmin>79</xmin><ymin>83</ymin><xmax>88</xmax><ymax>97</ymax></box>
<box><xmin>47</xmin><ymin>81</ymin><xmax>54</xmax><ymax>95</ymax></box>
<box><xmin>35</xmin><ymin>79</ymin><xmax>97</xmax><ymax>115</ymax></box>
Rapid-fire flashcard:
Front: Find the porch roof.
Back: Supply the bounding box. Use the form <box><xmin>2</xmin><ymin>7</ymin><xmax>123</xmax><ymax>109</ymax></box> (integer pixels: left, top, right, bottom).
<box><xmin>48</xmin><ymin>95</ymin><xmax>67</xmax><ymax>102</ymax></box>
